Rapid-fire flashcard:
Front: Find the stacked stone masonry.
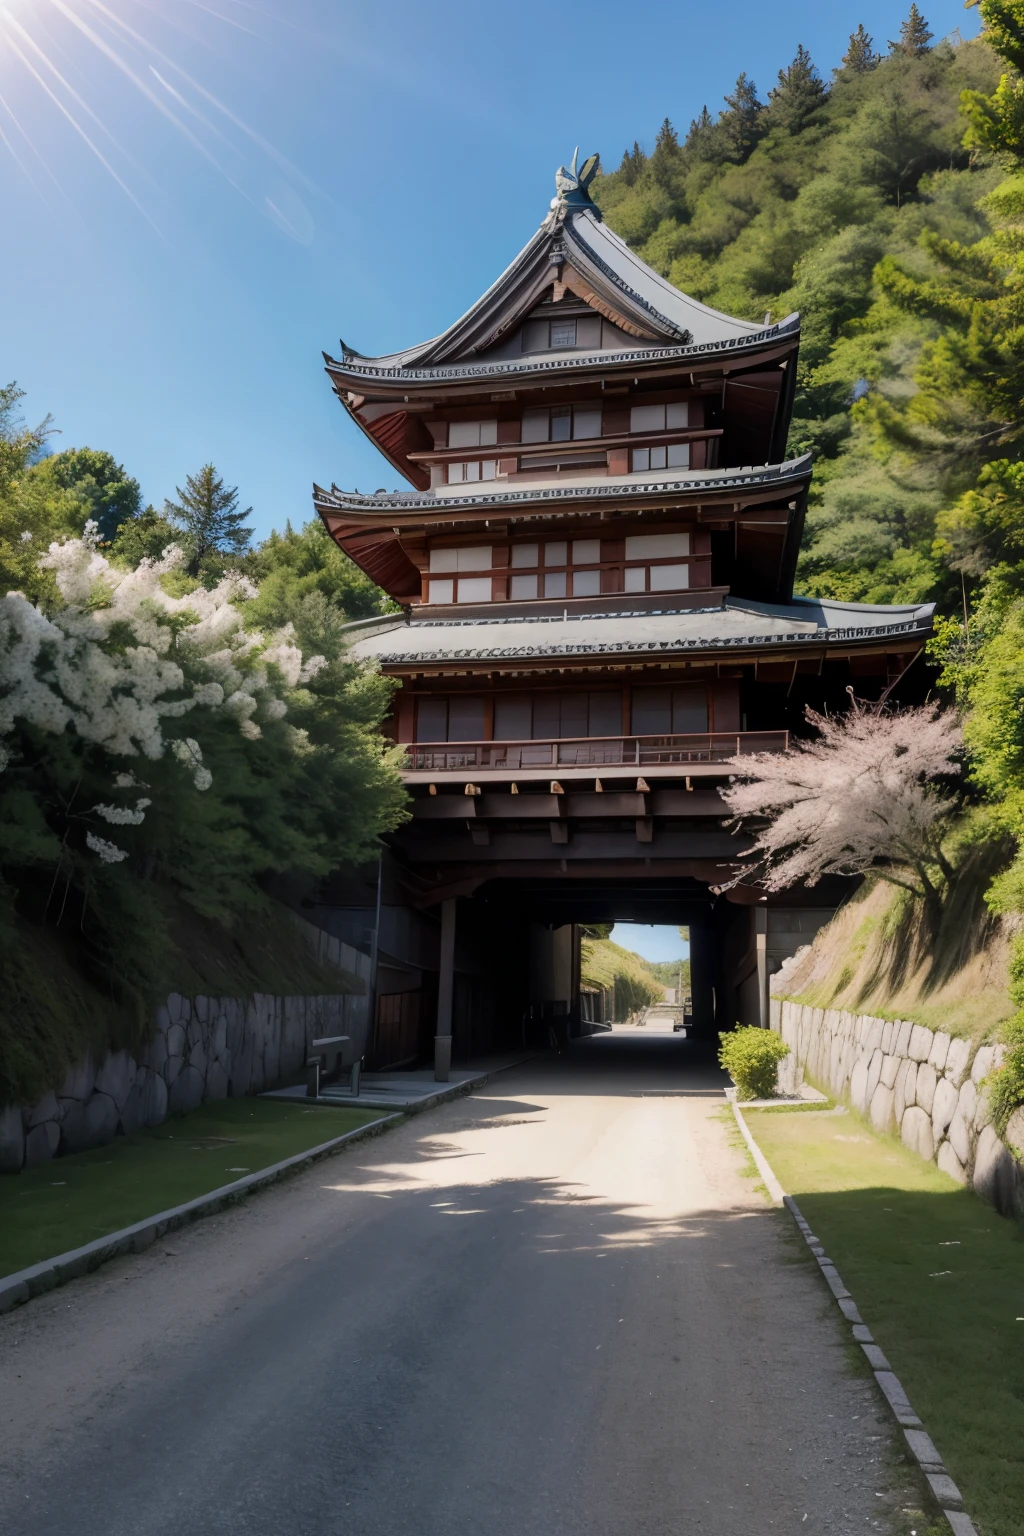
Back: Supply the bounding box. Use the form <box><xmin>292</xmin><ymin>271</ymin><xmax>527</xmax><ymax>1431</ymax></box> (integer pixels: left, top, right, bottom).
<box><xmin>771</xmin><ymin>995</ymin><xmax>1024</xmax><ymax>1217</ymax></box>
<box><xmin>0</xmin><ymin>984</ymin><xmax>370</xmax><ymax>1174</ymax></box>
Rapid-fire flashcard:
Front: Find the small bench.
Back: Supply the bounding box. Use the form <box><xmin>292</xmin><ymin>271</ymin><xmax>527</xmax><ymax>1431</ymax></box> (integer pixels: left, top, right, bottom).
<box><xmin>306</xmin><ymin>1035</ymin><xmax>362</xmax><ymax>1098</ymax></box>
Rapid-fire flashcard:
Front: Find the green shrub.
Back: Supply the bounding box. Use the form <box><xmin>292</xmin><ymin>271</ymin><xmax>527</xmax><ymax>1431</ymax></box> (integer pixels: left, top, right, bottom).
<box><xmin>719</xmin><ymin>1026</ymin><xmax>791</xmax><ymax>1100</ymax></box>
<box><xmin>988</xmin><ymin>1012</ymin><xmax>1024</xmax><ymax>1133</ymax></box>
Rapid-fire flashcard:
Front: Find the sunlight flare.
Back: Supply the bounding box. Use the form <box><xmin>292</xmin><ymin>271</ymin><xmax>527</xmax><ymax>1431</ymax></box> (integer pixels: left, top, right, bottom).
<box><xmin>0</xmin><ymin>0</ymin><xmax>318</xmax><ymax>233</ymax></box>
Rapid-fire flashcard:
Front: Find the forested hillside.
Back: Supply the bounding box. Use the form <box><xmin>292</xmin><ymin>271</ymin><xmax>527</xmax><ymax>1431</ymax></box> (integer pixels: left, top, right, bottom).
<box><xmin>594</xmin><ymin>7</ymin><xmax>1003</xmax><ymax>609</ymax></box>
<box><xmin>595</xmin><ymin>2</ymin><xmax>1024</xmax><ymax>1116</ymax></box>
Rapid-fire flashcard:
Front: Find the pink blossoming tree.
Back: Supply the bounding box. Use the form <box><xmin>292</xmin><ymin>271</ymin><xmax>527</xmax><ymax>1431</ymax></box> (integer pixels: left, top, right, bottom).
<box><xmin>721</xmin><ymin>698</ymin><xmax>963</xmax><ymax>925</ymax></box>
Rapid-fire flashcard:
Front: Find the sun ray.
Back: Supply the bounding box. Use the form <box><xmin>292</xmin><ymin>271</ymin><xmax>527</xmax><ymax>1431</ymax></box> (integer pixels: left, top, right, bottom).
<box><xmin>0</xmin><ymin>20</ymin><xmax>152</xmax><ymax>220</ymax></box>
<box><xmin>147</xmin><ymin>65</ymin><xmax>236</xmax><ymax>156</ymax></box>
<box><xmin>4</xmin><ymin>10</ymin><xmax>133</xmax><ymax>156</ymax></box>
<box><xmin>0</xmin><ymin>0</ymin><xmax>322</xmax><ymax>233</ymax></box>
<box><xmin>167</xmin><ymin>1</ymin><xmax>261</xmax><ymax>40</ymax></box>
<box><xmin>0</xmin><ymin>103</ymin><xmax>64</xmax><ymax>216</ymax></box>
<box><xmin>78</xmin><ymin>0</ymin><xmax>321</xmax><ymax>195</ymax></box>
<box><xmin>0</xmin><ymin>82</ymin><xmax>71</xmax><ymax>206</ymax></box>
<box><xmin>172</xmin><ymin>0</ymin><xmax>320</xmax><ymax>42</ymax></box>
<box><xmin>48</xmin><ymin>0</ymin><xmax>230</xmax><ymax>176</ymax></box>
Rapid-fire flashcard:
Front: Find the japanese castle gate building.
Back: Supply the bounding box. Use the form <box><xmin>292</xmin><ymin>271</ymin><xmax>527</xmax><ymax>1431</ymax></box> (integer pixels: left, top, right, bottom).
<box><xmin>313</xmin><ymin>152</ymin><xmax>933</xmax><ymax>1069</ymax></box>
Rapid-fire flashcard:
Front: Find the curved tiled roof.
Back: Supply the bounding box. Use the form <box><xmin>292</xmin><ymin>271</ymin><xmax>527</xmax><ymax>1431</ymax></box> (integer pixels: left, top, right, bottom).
<box><xmin>315</xmin><ymin>455</ymin><xmax>814</xmax><ymax>518</ymax></box>
<box><xmin>566</xmin><ymin>207</ymin><xmax>767</xmax><ymax>347</ymax></box>
<box><xmin>325</xmin><ymin>166</ymin><xmax>798</xmax><ymax>380</ymax></box>
<box><xmin>346</xmin><ymin>597</ymin><xmax>935</xmax><ymax>667</ymax></box>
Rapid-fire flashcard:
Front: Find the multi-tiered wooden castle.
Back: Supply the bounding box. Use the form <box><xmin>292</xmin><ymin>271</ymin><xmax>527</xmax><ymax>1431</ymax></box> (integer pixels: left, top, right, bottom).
<box><xmin>311</xmin><ymin>152</ymin><xmax>933</xmax><ymax>1065</ymax></box>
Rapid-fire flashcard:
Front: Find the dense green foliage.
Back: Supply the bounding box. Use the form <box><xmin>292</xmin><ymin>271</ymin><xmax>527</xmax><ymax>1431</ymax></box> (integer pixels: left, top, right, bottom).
<box><xmin>594</xmin><ymin>16</ymin><xmax>1002</xmax><ymax>605</ymax></box>
<box><xmin>241</xmin><ymin>518</ymin><xmax>389</xmax><ymax>644</ymax></box>
<box><xmin>719</xmin><ymin>1025</ymin><xmax>791</xmax><ymax>1099</ymax></box>
<box><xmin>644</xmin><ymin>958</ymin><xmax>693</xmax><ymax>983</ymax></box>
<box><xmin>988</xmin><ymin>1014</ymin><xmax>1024</xmax><ymax>1130</ymax></box>
<box><xmin>602</xmin><ymin>4</ymin><xmax>1024</xmax><ymax>1120</ymax></box>
<box><xmin>0</xmin><ymin>394</ymin><xmax>403</xmax><ymax>1104</ymax></box>
<box><xmin>645</xmin><ymin>957</ymin><xmax>692</xmax><ymax>992</ymax></box>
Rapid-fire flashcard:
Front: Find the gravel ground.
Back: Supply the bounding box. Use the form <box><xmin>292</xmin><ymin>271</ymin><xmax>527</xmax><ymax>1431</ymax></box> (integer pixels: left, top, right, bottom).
<box><xmin>0</xmin><ymin>1033</ymin><xmax>915</xmax><ymax>1534</ymax></box>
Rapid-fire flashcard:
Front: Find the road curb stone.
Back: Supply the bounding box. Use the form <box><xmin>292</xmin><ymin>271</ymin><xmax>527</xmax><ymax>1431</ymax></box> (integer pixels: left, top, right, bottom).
<box><xmin>735</xmin><ymin>1103</ymin><xmax>977</xmax><ymax>1536</ymax></box>
<box><xmin>0</xmin><ymin>1112</ymin><xmax>402</xmax><ymax>1316</ymax></box>
<box><xmin>0</xmin><ymin>1054</ymin><xmax>534</xmax><ymax>1317</ymax></box>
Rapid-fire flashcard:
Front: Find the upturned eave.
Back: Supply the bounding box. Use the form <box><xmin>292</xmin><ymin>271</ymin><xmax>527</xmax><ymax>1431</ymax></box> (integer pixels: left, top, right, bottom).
<box><xmin>313</xmin><ymin>453</ymin><xmax>813</xmax><ymax>526</ymax></box>
<box><xmin>323</xmin><ymin>317</ymin><xmax>800</xmax><ymax>393</ymax></box>
<box><xmin>344</xmin><ymin>597</ymin><xmax>936</xmax><ymax>673</ymax></box>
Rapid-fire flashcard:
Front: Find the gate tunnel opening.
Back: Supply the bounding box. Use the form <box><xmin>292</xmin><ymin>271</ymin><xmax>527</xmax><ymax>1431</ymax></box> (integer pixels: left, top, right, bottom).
<box><xmin>303</xmin><ymin>864</ymin><xmax>850</xmax><ymax>1073</ymax></box>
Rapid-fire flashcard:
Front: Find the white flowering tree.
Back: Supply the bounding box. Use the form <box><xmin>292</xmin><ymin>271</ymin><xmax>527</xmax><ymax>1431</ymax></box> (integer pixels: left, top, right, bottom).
<box><xmin>721</xmin><ymin>698</ymin><xmax>963</xmax><ymax>926</ymax></box>
<box><xmin>0</xmin><ymin>529</ymin><xmax>407</xmax><ymax>1008</ymax></box>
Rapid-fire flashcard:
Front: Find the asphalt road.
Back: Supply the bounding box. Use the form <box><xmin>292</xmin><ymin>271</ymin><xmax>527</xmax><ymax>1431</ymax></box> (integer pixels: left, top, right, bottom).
<box><xmin>0</xmin><ymin>1032</ymin><xmax>911</xmax><ymax>1534</ymax></box>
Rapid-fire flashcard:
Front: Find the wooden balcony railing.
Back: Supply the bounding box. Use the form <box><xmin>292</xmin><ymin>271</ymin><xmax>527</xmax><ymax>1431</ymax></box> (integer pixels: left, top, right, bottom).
<box><xmin>403</xmin><ymin>731</ymin><xmax>789</xmax><ymax>774</ymax></box>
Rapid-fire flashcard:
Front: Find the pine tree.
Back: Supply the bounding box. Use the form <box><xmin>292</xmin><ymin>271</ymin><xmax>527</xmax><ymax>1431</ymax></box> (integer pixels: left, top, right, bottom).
<box><xmin>719</xmin><ymin>73</ymin><xmax>764</xmax><ymax>162</ymax></box>
<box><xmin>684</xmin><ymin>105</ymin><xmax>717</xmax><ymax>161</ymax></box>
<box><xmin>842</xmin><ymin>24</ymin><xmax>878</xmax><ymax>73</ymax></box>
<box><xmin>764</xmin><ymin>45</ymin><xmax>829</xmax><ymax>134</ymax></box>
<box><xmin>648</xmin><ymin>117</ymin><xmax>684</xmax><ymax>189</ymax></box>
<box><xmin>165</xmin><ymin>463</ymin><xmax>253</xmax><ymax>576</ymax></box>
<box><xmin>890</xmin><ymin>5</ymin><xmax>933</xmax><ymax>56</ymax></box>
<box><xmin>961</xmin><ymin>0</ymin><xmax>1024</xmax><ymax>160</ymax></box>
<box><xmin>654</xmin><ymin>117</ymin><xmax>679</xmax><ymax>154</ymax></box>
<box><xmin>618</xmin><ymin>140</ymin><xmax>646</xmax><ymax>185</ymax></box>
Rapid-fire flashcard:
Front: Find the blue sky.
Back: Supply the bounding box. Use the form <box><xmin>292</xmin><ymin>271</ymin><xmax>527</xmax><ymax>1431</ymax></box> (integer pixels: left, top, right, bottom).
<box><xmin>2</xmin><ymin>0</ymin><xmax>979</xmax><ymax>541</ymax></box>
<box><xmin>610</xmin><ymin>926</ymin><xmax>690</xmax><ymax>964</ymax></box>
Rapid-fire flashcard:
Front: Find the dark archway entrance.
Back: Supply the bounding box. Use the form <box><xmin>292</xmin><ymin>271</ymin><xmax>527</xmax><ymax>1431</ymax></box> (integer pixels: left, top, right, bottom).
<box><xmin>307</xmin><ymin>862</ymin><xmax>851</xmax><ymax>1071</ymax></box>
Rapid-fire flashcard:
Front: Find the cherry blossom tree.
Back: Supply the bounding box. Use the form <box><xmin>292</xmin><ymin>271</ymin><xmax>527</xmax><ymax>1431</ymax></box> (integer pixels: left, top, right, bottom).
<box><xmin>721</xmin><ymin>697</ymin><xmax>962</xmax><ymax>924</ymax></box>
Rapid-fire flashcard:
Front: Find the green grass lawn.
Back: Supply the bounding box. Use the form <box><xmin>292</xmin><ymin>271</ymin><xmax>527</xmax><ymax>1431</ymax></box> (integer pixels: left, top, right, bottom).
<box><xmin>0</xmin><ymin>1098</ymin><xmax>385</xmax><ymax>1279</ymax></box>
<box><xmin>746</xmin><ymin>1106</ymin><xmax>1024</xmax><ymax>1536</ymax></box>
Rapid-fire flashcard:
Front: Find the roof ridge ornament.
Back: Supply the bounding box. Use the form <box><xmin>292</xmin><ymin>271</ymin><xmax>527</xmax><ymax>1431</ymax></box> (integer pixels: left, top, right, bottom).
<box><xmin>543</xmin><ymin>147</ymin><xmax>601</xmax><ymax>229</ymax></box>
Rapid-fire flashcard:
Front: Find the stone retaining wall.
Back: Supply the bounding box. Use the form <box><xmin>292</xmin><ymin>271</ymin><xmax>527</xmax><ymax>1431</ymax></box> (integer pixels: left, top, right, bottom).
<box><xmin>0</xmin><ymin>986</ymin><xmax>370</xmax><ymax>1174</ymax></box>
<box><xmin>770</xmin><ymin>995</ymin><xmax>1024</xmax><ymax>1217</ymax></box>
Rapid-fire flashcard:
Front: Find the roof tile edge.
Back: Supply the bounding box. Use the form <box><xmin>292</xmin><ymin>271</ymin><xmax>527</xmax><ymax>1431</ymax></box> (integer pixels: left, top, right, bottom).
<box><xmin>315</xmin><ymin>454</ymin><xmax>814</xmax><ymax>514</ymax></box>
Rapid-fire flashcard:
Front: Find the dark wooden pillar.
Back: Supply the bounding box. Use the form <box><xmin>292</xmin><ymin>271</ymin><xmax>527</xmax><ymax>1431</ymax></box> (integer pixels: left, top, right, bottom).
<box><xmin>435</xmin><ymin>898</ymin><xmax>456</xmax><ymax>1081</ymax></box>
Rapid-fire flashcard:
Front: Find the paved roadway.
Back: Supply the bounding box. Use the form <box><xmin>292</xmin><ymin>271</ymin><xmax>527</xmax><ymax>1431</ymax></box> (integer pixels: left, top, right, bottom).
<box><xmin>0</xmin><ymin>1031</ymin><xmax>910</xmax><ymax>1534</ymax></box>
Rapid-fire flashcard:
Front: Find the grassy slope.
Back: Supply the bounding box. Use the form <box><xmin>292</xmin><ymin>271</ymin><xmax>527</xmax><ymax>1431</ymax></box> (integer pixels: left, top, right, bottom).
<box><xmin>0</xmin><ymin>1097</ymin><xmax>382</xmax><ymax>1278</ymax></box>
<box><xmin>747</xmin><ymin>1107</ymin><xmax>1024</xmax><ymax>1536</ymax></box>
<box><xmin>579</xmin><ymin>937</ymin><xmax>666</xmax><ymax>1011</ymax></box>
<box><xmin>774</xmin><ymin>879</ymin><xmax>1014</xmax><ymax>1043</ymax></box>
